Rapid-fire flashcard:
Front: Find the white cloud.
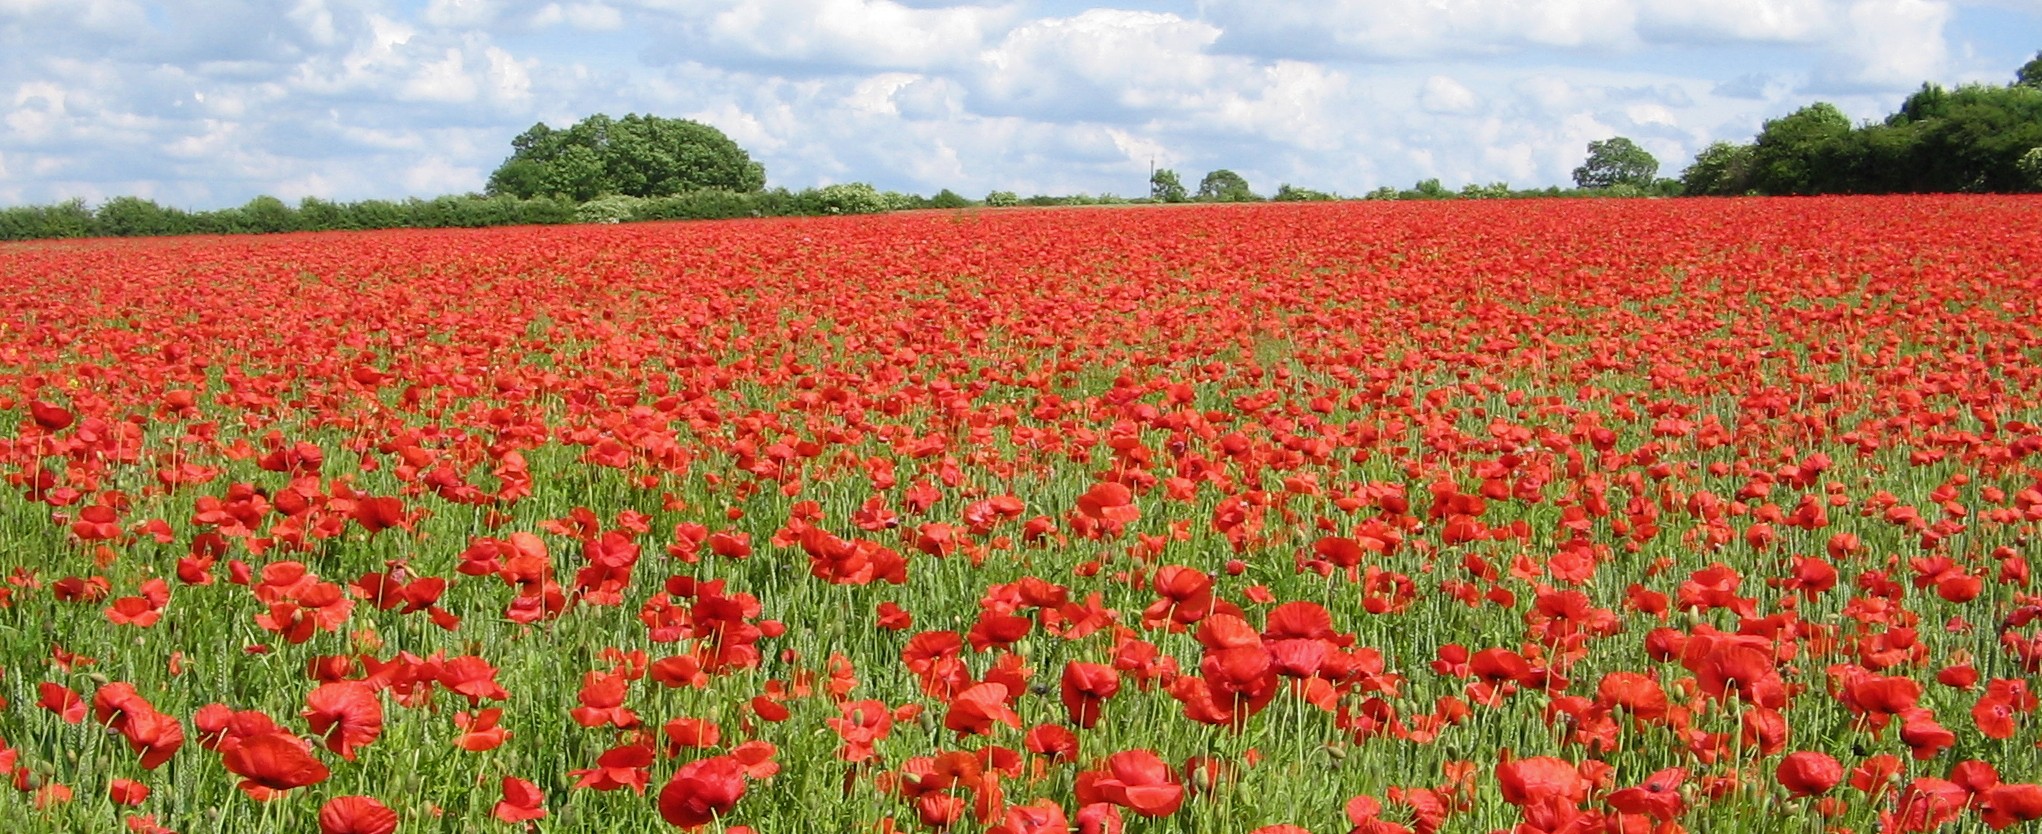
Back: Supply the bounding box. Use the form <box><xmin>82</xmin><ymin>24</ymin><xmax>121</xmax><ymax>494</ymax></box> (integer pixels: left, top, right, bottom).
<box><xmin>532</xmin><ymin>2</ymin><xmax>624</xmax><ymax>30</ymax></box>
<box><xmin>0</xmin><ymin>0</ymin><xmax>2030</xmax><ymax>210</ymax></box>
<box><xmin>679</xmin><ymin>0</ymin><xmax>1017</xmax><ymax>72</ymax></box>
<box><xmin>402</xmin><ymin>48</ymin><xmax>479</xmax><ymax>103</ymax></box>
<box><xmin>483</xmin><ymin>45</ymin><xmax>535</xmax><ymax>105</ymax></box>
<box><xmin>1636</xmin><ymin>0</ymin><xmax>1831</xmax><ymax>43</ymax></box>
<box><xmin>1624</xmin><ymin>102</ymin><xmax>1678</xmax><ymax>127</ymax></box>
<box><xmin>1817</xmin><ymin>0</ymin><xmax>1950</xmax><ymax>90</ymax></box>
<box><xmin>402</xmin><ymin>156</ymin><xmax>484</xmax><ymax>194</ymax></box>
<box><xmin>1200</xmin><ymin>0</ymin><xmax>1642</xmax><ymax>59</ymax></box>
<box><xmin>6</xmin><ymin>81</ymin><xmax>69</xmax><ymax>141</ymax></box>
<box><xmin>976</xmin><ymin>10</ymin><xmax>1238</xmax><ymax>119</ymax></box>
<box><xmin>423</xmin><ymin>0</ymin><xmax>495</xmax><ymax>28</ymax></box>
<box><xmin>1421</xmin><ymin>75</ymin><xmax>1480</xmax><ymax>114</ymax></box>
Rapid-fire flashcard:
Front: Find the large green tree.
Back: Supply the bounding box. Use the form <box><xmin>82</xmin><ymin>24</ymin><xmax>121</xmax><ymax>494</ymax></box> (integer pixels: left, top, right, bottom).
<box><xmin>2018</xmin><ymin>51</ymin><xmax>2042</xmax><ymax>89</ymax></box>
<box><xmin>1679</xmin><ymin>141</ymin><xmax>1753</xmax><ymax>196</ymax></box>
<box><xmin>486</xmin><ymin>114</ymin><xmax>766</xmax><ymax>201</ymax></box>
<box><xmin>1196</xmin><ymin>169</ymin><xmax>1256</xmax><ymax>201</ymax></box>
<box><xmin>1572</xmin><ymin>137</ymin><xmax>1658</xmax><ymax>189</ymax></box>
<box><xmin>1150</xmin><ymin>168</ymin><xmax>1188</xmax><ymax>203</ymax></box>
<box><xmin>1747</xmin><ymin>102</ymin><xmax>1853</xmax><ymax>195</ymax></box>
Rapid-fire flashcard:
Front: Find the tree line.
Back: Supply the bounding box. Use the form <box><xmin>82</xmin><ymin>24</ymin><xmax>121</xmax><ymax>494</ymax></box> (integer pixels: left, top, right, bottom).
<box><xmin>1680</xmin><ymin>64</ymin><xmax>2042</xmax><ymax>195</ymax></box>
<box><xmin>2</xmin><ymin>53</ymin><xmax>2036</xmax><ymax>242</ymax></box>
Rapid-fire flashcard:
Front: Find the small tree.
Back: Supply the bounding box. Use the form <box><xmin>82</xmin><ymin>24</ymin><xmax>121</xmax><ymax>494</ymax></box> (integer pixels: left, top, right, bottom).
<box><xmin>241</xmin><ymin>195</ymin><xmax>299</xmax><ymax>234</ymax></box>
<box><xmin>2019</xmin><ymin>147</ymin><xmax>2042</xmax><ymax>192</ymax></box>
<box><xmin>1680</xmin><ymin>141</ymin><xmax>1755</xmax><ymax>196</ymax></box>
<box><xmin>2018</xmin><ymin>51</ymin><xmax>2042</xmax><ymax>89</ymax></box>
<box><xmin>1572</xmin><ymin>137</ymin><xmax>1659</xmax><ymax>190</ymax></box>
<box><xmin>1150</xmin><ymin>169</ymin><xmax>1188</xmax><ymax>203</ymax></box>
<box><xmin>96</xmin><ymin>196</ymin><xmax>175</xmax><ymax>236</ymax></box>
<box><xmin>1196</xmin><ymin>169</ymin><xmax>1256</xmax><ymax>201</ymax></box>
<box><xmin>487</xmin><ymin>113</ymin><xmax>765</xmax><ymax>201</ymax></box>
<box><xmin>1273</xmin><ymin>183</ymin><xmax>1335</xmax><ymax>201</ymax></box>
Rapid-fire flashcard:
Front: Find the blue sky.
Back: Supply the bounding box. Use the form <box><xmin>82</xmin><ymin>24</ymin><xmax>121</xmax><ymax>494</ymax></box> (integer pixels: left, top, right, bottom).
<box><xmin>1</xmin><ymin>0</ymin><xmax>2036</xmax><ymax>208</ymax></box>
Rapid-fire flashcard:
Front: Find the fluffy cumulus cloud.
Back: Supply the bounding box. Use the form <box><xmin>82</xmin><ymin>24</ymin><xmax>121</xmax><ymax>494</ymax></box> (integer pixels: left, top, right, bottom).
<box><xmin>0</xmin><ymin>0</ymin><xmax>2034</xmax><ymax>207</ymax></box>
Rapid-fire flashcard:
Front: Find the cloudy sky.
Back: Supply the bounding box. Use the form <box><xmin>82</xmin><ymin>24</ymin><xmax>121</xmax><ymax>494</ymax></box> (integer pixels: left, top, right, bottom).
<box><xmin>2</xmin><ymin>0</ymin><xmax>2037</xmax><ymax>208</ymax></box>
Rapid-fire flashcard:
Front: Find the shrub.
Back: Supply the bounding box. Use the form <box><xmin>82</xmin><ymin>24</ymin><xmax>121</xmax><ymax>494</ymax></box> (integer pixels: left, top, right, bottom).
<box><xmin>575</xmin><ymin>194</ymin><xmax>646</xmax><ymax>224</ymax></box>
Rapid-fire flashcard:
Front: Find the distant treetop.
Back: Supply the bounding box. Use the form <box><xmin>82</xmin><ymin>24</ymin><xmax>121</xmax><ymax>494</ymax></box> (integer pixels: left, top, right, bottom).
<box><xmin>486</xmin><ymin>114</ymin><xmax>766</xmax><ymax>202</ymax></box>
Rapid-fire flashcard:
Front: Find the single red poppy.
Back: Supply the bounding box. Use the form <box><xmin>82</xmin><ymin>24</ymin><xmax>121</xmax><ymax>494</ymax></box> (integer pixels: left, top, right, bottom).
<box><xmin>303</xmin><ymin>681</ymin><xmax>383</xmax><ymax>761</ymax></box>
<box><xmin>945</xmin><ymin>682</ymin><xmax>1021</xmax><ymax>736</ymax></box>
<box><xmin>1091</xmin><ymin>749</ymin><xmax>1184</xmax><ymax>818</ymax></box>
<box><xmin>318</xmin><ymin>795</ymin><xmax>398</xmax><ymax>834</ymax></box>
<box><xmin>221</xmin><ymin>731</ymin><xmax>331</xmax><ymax>799</ymax></box>
<box><xmin>1060</xmin><ymin>662</ymin><xmax>1120</xmax><ymax>729</ymax></box>
<box><xmin>494</xmin><ymin>777</ymin><xmax>547</xmax><ymax>823</ymax></box>
<box><xmin>657</xmin><ymin>755</ymin><xmax>747</xmax><ymax>829</ymax></box>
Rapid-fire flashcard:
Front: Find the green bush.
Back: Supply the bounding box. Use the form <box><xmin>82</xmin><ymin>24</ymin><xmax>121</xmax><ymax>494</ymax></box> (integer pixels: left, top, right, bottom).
<box><xmin>928</xmin><ymin>189</ymin><xmax>973</xmax><ymax>209</ymax></box>
<box><xmin>574</xmin><ymin>194</ymin><xmax>646</xmax><ymax>224</ymax></box>
<box><xmin>806</xmin><ymin>183</ymin><xmax>889</xmax><ymax>215</ymax></box>
<box><xmin>2019</xmin><ymin>147</ymin><xmax>2042</xmax><ymax>191</ymax></box>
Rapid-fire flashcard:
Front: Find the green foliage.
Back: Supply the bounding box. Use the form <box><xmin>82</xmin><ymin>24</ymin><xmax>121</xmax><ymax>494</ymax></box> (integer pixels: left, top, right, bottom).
<box><xmin>928</xmin><ymin>189</ymin><xmax>973</xmax><ymax>209</ymax></box>
<box><xmin>1458</xmin><ymin>181</ymin><xmax>1514</xmax><ymax>199</ymax></box>
<box><xmin>95</xmin><ymin>196</ymin><xmax>181</xmax><ymax>237</ymax></box>
<box><xmin>574</xmin><ymin>194</ymin><xmax>646</xmax><ymax>224</ymax></box>
<box><xmin>1196</xmin><ymin>169</ymin><xmax>1257</xmax><ymax>201</ymax></box>
<box><xmin>1748</xmin><ymin>102</ymin><xmax>1854</xmax><ymax>195</ymax></box>
<box><xmin>1572</xmin><ymin>136</ymin><xmax>1659</xmax><ymax>190</ymax></box>
<box><xmin>805</xmin><ymin>183</ymin><xmax>889</xmax><ymax>215</ymax></box>
<box><xmin>1272</xmin><ymin>183</ymin><xmax>1336</xmax><ymax>201</ymax></box>
<box><xmin>1150</xmin><ymin>168</ymin><xmax>1188</xmax><ymax>203</ymax></box>
<box><xmin>297</xmin><ymin>197</ymin><xmax>348</xmax><ymax>231</ymax></box>
<box><xmin>241</xmin><ymin>195</ymin><xmax>299</xmax><ymax>234</ymax></box>
<box><xmin>1410</xmin><ymin>178</ymin><xmax>1451</xmax><ymax>199</ymax></box>
<box><xmin>486</xmin><ymin>113</ymin><xmax>766</xmax><ymax>202</ymax></box>
<box><xmin>1680</xmin><ymin>141</ymin><xmax>1755</xmax><ymax>196</ymax></box>
<box><xmin>633</xmin><ymin>189</ymin><xmax>782</xmax><ymax>221</ymax></box>
<box><xmin>2019</xmin><ymin>147</ymin><xmax>2042</xmax><ymax>191</ymax></box>
<box><xmin>2019</xmin><ymin>51</ymin><xmax>2042</xmax><ymax>89</ymax></box>
<box><xmin>1692</xmin><ymin>70</ymin><xmax>2042</xmax><ymax>197</ymax></box>
<box><xmin>983</xmin><ymin>190</ymin><xmax>1019</xmax><ymax>208</ymax></box>
<box><xmin>0</xmin><ymin>198</ymin><xmax>99</xmax><ymax>239</ymax></box>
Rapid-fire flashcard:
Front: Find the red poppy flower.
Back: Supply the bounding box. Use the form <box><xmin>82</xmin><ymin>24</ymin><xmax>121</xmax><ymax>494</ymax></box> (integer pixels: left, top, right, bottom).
<box><xmin>221</xmin><ymin>731</ymin><xmax>331</xmax><ymax>799</ymax></box>
<box><xmin>1980</xmin><ymin>784</ymin><xmax>2042</xmax><ymax>830</ymax></box>
<box><xmin>1076</xmin><ymin>482</ymin><xmax>1138</xmax><ymax>525</ymax></box>
<box><xmin>1605</xmin><ymin>767</ymin><xmax>1686</xmax><ymax>821</ymax></box>
<box><xmin>1075</xmin><ymin>802</ymin><xmax>1124</xmax><ymax>834</ymax></box>
<box><xmin>1495</xmin><ymin>754</ymin><xmax>1589</xmax><ymax>808</ymax></box>
<box><xmin>437</xmin><ymin>656</ymin><xmax>510</xmax><ymax>705</ymax></box>
<box><xmin>107</xmin><ymin>778</ymin><xmax>149</xmax><ymax>806</ymax></box>
<box><xmin>569</xmin><ymin>670</ymin><xmax>639</xmax><ymax>728</ymax></box>
<box><xmin>945</xmin><ymin>682</ymin><xmax>1021</xmax><ymax>736</ymax></box>
<box><xmin>318</xmin><ymin>796</ymin><xmax>398</xmax><ymax>834</ymax></box>
<box><xmin>453</xmin><ymin>708</ymin><xmax>510</xmax><ymax>752</ymax></box>
<box><xmin>494</xmin><ymin>777</ymin><xmax>547</xmax><ymax>823</ymax></box>
<box><xmin>303</xmin><ymin>681</ymin><xmax>383</xmax><ymax>761</ymax></box>
<box><xmin>37</xmin><ymin>682</ymin><xmax>86</xmax><ymax>723</ymax></box>
<box><xmin>1777</xmin><ymin>751</ymin><xmax>1843</xmax><ymax>798</ymax></box>
<box><xmin>1090</xmin><ymin>749</ymin><xmax>1184</xmax><ymax>818</ymax></box>
<box><xmin>571</xmin><ymin>743</ymin><xmax>654</xmax><ymax>793</ymax></box>
<box><xmin>1060</xmin><ymin>662</ymin><xmax>1120</xmax><ymax>729</ymax></box>
<box><xmin>119</xmin><ymin>707</ymin><xmax>186</xmax><ymax>770</ymax></box>
<box><xmin>657</xmin><ymin>755</ymin><xmax>747</xmax><ymax>829</ymax></box>
<box><xmin>988</xmin><ymin>798</ymin><xmax>1070</xmax><ymax>834</ymax></box>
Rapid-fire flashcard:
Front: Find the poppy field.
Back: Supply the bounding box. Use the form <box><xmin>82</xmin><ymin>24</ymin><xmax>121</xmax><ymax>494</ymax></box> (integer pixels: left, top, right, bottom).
<box><xmin>3</xmin><ymin>195</ymin><xmax>2042</xmax><ymax>833</ymax></box>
